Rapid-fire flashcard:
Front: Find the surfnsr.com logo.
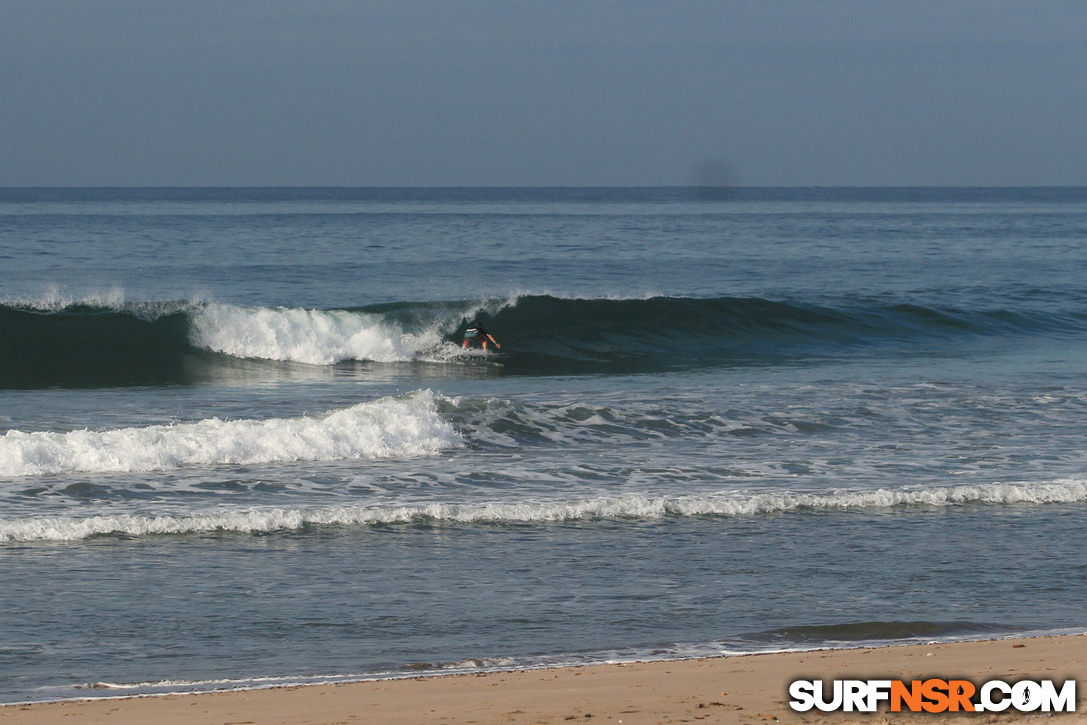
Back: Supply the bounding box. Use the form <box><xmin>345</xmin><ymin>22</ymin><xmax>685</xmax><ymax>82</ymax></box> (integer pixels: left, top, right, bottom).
<box><xmin>789</xmin><ymin>679</ymin><xmax>1076</xmax><ymax>713</ymax></box>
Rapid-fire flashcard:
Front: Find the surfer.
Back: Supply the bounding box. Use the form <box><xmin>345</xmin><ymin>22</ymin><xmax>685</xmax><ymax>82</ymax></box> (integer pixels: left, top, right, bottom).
<box><xmin>462</xmin><ymin>321</ymin><xmax>500</xmax><ymax>350</ymax></box>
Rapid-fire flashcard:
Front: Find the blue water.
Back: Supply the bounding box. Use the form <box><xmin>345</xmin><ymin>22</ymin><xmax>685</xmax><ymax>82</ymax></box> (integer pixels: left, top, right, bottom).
<box><xmin>2</xmin><ymin>187</ymin><xmax>1087</xmax><ymax>703</ymax></box>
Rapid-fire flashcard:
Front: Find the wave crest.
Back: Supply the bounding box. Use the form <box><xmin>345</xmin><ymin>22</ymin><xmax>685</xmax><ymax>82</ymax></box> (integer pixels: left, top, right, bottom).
<box><xmin>0</xmin><ymin>390</ymin><xmax>460</xmax><ymax>477</ymax></box>
<box><xmin>189</xmin><ymin>304</ymin><xmax>439</xmax><ymax>364</ymax></box>
<box><xmin>1</xmin><ymin>294</ymin><xmax>1078</xmax><ymax>387</ymax></box>
<box><xmin>4</xmin><ymin>480</ymin><xmax>1084</xmax><ymax>541</ymax></box>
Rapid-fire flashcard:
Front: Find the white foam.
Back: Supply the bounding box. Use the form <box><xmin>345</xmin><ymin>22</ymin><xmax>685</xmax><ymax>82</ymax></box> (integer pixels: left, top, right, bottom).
<box><xmin>189</xmin><ymin>304</ymin><xmax>443</xmax><ymax>364</ymax></box>
<box><xmin>4</xmin><ymin>480</ymin><xmax>1084</xmax><ymax>542</ymax></box>
<box><xmin>0</xmin><ymin>390</ymin><xmax>461</xmax><ymax>478</ymax></box>
<box><xmin>1</xmin><ymin>286</ymin><xmax>129</xmax><ymax>311</ymax></box>
<box><xmin>663</xmin><ymin>480</ymin><xmax>1087</xmax><ymax>514</ymax></box>
<box><xmin>188</xmin><ymin>297</ymin><xmax>524</xmax><ymax>365</ymax></box>
<box><xmin>65</xmin><ymin>655</ymin><xmax>523</xmax><ymax>698</ymax></box>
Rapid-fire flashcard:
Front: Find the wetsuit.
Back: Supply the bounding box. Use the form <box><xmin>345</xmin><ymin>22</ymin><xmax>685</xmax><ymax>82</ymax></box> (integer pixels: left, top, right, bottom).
<box><xmin>464</xmin><ymin>324</ymin><xmax>488</xmax><ymax>342</ymax></box>
<box><xmin>464</xmin><ymin>324</ymin><xmax>498</xmax><ymax>349</ymax></box>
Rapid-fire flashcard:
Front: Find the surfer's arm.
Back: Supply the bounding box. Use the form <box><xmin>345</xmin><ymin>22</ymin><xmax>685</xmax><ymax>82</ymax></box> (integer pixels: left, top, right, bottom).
<box><xmin>487</xmin><ymin>334</ymin><xmax>500</xmax><ymax>348</ymax></box>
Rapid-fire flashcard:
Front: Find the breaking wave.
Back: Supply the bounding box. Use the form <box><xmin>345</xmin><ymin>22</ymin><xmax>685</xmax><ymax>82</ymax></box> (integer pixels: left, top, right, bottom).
<box><xmin>0</xmin><ymin>390</ymin><xmax>460</xmax><ymax>477</ymax></box>
<box><xmin>1</xmin><ymin>294</ymin><xmax>1082</xmax><ymax>386</ymax></box>
<box><xmin>4</xmin><ymin>480</ymin><xmax>1085</xmax><ymax>542</ymax></box>
<box><xmin>190</xmin><ymin>304</ymin><xmax>436</xmax><ymax>364</ymax></box>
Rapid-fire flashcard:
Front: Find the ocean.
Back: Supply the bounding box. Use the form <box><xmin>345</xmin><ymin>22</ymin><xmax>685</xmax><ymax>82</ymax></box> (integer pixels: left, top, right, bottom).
<box><xmin>2</xmin><ymin>187</ymin><xmax>1086</xmax><ymax>703</ymax></box>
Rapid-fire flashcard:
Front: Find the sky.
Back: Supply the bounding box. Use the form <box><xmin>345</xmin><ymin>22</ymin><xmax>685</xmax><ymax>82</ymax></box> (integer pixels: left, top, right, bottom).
<box><xmin>2</xmin><ymin>0</ymin><xmax>1086</xmax><ymax>187</ymax></box>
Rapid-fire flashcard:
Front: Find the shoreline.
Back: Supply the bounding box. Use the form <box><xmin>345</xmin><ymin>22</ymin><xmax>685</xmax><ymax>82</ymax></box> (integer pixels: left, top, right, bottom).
<box><xmin>8</xmin><ymin>630</ymin><xmax>1080</xmax><ymax>706</ymax></box>
<box><xmin>3</xmin><ymin>634</ymin><xmax>1085</xmax><ymax>724</ymax></box>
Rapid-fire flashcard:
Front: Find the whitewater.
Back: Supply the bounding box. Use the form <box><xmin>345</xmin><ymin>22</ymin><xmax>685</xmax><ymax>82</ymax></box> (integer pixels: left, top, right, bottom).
<box><xmin>0</xmin><ymin>391</ymin><xmax>460</xmax><ymax>477</ymax></box>
<box><xmin>4</xmin><ymin>479</ymin><xmax>1087</xmax><ymax>543</ymax></box>
<box><xmin>2</xmin><ymin>187</ymin><xmax>1087</xmax><ymax>704</ymax></box>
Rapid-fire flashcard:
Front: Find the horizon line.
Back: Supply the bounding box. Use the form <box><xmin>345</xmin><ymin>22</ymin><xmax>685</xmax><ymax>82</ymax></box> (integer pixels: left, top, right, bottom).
<box><xmin>3</xmin><ymin>184</ymin><xmax>1087</xmax><ymax>190</ymax></box>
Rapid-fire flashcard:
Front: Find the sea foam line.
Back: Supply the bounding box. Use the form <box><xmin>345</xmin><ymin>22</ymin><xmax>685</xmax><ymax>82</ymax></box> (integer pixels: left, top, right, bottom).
<box><xmin>76</xmin><ymin>655</ymin><xmax>522</xmax><ymax>693</ymax></box>
<box><xmin>4</xmin><ymin>480</ymin><xmax>1085</xmax><ymax>542</ymax></box>
<box><xmin>0</xmin><ymin>390</ymin><xmax>460</xmax><ymax>478</ymax></box>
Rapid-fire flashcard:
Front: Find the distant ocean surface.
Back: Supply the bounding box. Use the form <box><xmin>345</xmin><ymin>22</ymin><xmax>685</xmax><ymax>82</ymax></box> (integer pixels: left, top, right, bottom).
<box><xmin>2</xmin><ymin>187</ymin><xmax>1087</xmax><ymax>703</ymax></box>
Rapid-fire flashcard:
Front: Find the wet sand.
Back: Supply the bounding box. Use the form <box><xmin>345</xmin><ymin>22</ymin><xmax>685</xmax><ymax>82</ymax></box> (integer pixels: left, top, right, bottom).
<box><xmin>2</xmin><ymin>635</ymin><xmax>1084</xmax><ymax>724</ymax></box>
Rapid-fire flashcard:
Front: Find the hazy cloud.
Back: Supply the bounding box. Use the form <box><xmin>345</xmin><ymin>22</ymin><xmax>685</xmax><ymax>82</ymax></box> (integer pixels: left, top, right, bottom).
<box><xmin>2</xmin><ymin>1</ymin><xmax>1085</xmax><ymax>185</ymax></box>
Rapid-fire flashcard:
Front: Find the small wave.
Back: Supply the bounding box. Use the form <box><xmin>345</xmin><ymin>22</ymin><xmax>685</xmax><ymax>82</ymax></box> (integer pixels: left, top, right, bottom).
<box><xmin>752</xmin><ymin>620</ymin><xmax>1001</xmax><ymax>644</ymax></box>
<box><xmin>0</xmin><ymin>390</ymin><xmax>460</xmax><ymax>478</ymax></box>
<box><xmin>65</xmin><ymin>655</ymin><xmax>524</xmax><ymax>699</ymax></box>
<box><xmin>4</xmin><ymin>480</ymin><xmax>1084</xmax><ymax>542</ymax></box>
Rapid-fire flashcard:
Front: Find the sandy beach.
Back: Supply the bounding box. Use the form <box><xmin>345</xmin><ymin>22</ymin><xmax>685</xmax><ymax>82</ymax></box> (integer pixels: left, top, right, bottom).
<box><xmin>2</xmin><ymin>635</ymin><xmax>1084</xmax><ymax>725</ymax></box>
